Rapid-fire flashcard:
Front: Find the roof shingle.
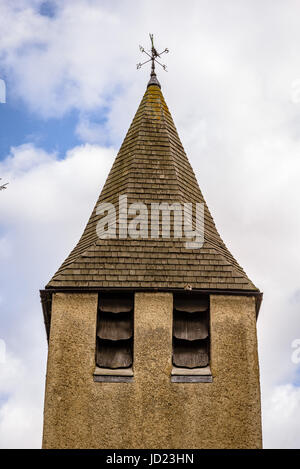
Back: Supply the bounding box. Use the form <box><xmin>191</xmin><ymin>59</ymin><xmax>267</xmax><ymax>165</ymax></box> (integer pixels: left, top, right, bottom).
<box><xmin>46</xmin><ymin>83</ymin><xmax>258</xmax><ymax>292</ymax></box>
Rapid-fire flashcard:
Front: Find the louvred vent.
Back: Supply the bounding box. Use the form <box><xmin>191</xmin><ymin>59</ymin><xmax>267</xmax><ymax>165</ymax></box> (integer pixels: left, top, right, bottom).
<box><xmin>96</xmin><ymin>293</ymin><xmax>133</xmax><ymax>369</ymax></box>
<box><xmin>173</xmin><ymin>310</ymin><xmax>209</xmax><ymax>341</ymax></box>
<box><xmin>173</xmin><ymin>294</ymin><xmax>209</xmax><ymax>369</ymax></box>
<box><xmin>99</xmin><ymin>294</ymin><xmax>133</xmax><ymax>313</ymax></box>
<box><xmin>96</xmin><ymin>339</ymin><xmax>132</xmax><ymax>369</ymax></box>
<box><xmin>97</xmin><ymin>311</ymin><xmax>133</xmax><ymax>340</ymax></box>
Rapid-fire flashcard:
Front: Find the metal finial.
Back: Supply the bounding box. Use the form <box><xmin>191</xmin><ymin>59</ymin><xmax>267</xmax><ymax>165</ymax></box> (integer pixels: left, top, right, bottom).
<box><xmin>137</xmin><ymin>34</ymin><xmax>169</xmax><ymax>88</ymax></box>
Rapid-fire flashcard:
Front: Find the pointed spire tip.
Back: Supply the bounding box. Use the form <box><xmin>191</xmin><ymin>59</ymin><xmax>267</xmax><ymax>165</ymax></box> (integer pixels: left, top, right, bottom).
<box><xmin>147</xmin><ymin>72</ymin><xmax>161</xmax><ymax>89</ymax></box>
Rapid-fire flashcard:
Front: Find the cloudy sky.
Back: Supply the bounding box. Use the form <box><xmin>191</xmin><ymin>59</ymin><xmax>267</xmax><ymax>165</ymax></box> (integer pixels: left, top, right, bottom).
<box><xmin>0</xmin><ymin>0</ymin><xmax>300</xmax><ymax>449</ymax></box>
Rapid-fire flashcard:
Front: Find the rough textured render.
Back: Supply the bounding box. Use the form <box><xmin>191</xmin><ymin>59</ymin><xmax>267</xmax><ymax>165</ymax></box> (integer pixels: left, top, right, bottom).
<box><xmin>45</xmin><ymin>84</ymin><xmax>258</xmax><ymax>291</ymax></box>
<box><xmin>42</xmin><ymin>292</ymin><xmax>262</xmax><ymax>449</ymax></box>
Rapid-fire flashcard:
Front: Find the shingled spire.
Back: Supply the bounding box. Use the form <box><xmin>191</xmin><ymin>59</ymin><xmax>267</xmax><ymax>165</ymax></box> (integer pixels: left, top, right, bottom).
<box><xmin>45</xmin><ymin>80</ymin><xmax>258</xmax><ymax>293</ymax></box>
<box><xmin>42</xmin><ymin>43</ymin><xmax>263</xmax><ymax>449</ymax></box>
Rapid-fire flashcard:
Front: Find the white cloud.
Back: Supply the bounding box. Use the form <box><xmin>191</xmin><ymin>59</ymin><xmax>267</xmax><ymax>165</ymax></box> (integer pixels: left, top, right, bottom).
<box><xmin>0</xmin><ymin>142</ymin><xmax>114</xmax><ymax>448</ymax></box>
<box><xmin>75</xmin><ymin>115</ymin><xmax>108</xmax><ymax>145</ymax></box>
<box><xmin>0</xmin><ymin>0</ymin><xmax>138</xmax><ymax>117</ymax></box>
<box><xmin>0</xmin><ymin>350</ymin><xmax>44</xmax><ymax>448</ymax></box>
<box><xmin>263</xmin><ymin>384</ymin><xmax>300</xmax><ymax>449</ymax></box>
<box><xmin>0</xmin><ymin>0</ymin><xmax>300</xmax><ymax>448</ymax></box>
<box><xmin>0</xmin><ymin>142</ymin><xmax>113</xmax><ymax>224</ymax></box>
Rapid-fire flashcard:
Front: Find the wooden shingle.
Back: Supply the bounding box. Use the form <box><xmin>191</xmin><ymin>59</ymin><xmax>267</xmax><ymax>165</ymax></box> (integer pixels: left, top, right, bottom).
<box><xmin>45</xmin><ymin>83</ymin><xmax>258</xmax><ymax>292</ymax></box>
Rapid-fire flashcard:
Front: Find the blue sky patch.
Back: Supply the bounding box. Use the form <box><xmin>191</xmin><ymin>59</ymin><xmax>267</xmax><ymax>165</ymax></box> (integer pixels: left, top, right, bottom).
<box><xmin>292</xmin><ymin>367</ymin><xmax>300</xmax><ymax>387</ymax></box>
<box><xmin>0</xmin><ymin>393</ymin><xmax>10</xmax><ymax>407</ymax></box>
<box><xmin>39</xmin><ymin>1</ymin><xmax>57</xmax><ymax>18</ymax></box>
<box><xmin>0</xmin><ymin>99</ymin><xmax>81</xmax><ymax>160</ymax></box>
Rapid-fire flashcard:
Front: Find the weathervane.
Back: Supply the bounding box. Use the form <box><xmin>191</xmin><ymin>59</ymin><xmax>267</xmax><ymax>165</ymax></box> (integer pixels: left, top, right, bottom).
<box><xmin>137</xmin><ymin>34</ymin><xmax>169</xmax><ymax>88</ymax></box>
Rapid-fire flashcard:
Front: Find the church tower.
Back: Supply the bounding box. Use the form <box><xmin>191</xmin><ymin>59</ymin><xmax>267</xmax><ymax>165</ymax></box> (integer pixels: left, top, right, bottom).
<box><xmin>40</xmin><ymin>39</ymin><xmax>262</xmax><ymax>449</ymax></box>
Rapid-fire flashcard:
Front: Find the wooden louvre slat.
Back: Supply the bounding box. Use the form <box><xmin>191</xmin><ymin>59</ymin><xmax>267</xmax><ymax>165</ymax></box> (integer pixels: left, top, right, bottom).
<box><xmin>173</xmin><ymin>310</ymin><xmax>208</xmax><ymax>340</ymax></box>
<box><xmin>99</xmin><ymin>293</ymin><xmax>133</xmax><ymax>313</ymax></box>
<box><xmin>174</xmin><ymin>294</ymin><xmax>209</xmax><ymax>313</ymax></box>
<box><xmin>97</xmin><ymin>311</ymin><xmax>133</xmax><ymax>340</ymax></box>
<box><xmin>173</xmin><ymin>338</ymin><xmax>209</xmax><ymax>368</ymax></box>
<box><xmin>96</xmin><ymin>338</ymin><xmax>132</xmax><ymax>369</ymax></box>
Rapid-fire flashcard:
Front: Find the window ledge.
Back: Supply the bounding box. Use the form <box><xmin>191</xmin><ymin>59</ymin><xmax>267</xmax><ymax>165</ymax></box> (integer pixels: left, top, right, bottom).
<box><xmin>171</xmin><ymin>366</ymin><xmax>212</xmax><ymax>383</ymax></box>
<box><xmin>93</xmin><ymin>366</ymin><xmax>133</xmax><ymax>383</ymax></box>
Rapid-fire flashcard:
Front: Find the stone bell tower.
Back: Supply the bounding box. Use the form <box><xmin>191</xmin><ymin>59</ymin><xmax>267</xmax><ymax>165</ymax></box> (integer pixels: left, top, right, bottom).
<box><xmin>40</xmin><ymin>38</ymin><xmax>262</xmax><ymax>449</ymax></box>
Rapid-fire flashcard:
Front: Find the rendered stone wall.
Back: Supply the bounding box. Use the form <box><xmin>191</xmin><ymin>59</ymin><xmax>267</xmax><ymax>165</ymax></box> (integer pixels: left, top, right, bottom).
<box><xmin>42</xmin><ymin>292</ymin><xmax>262</xmax><ymax>448</ymax></box>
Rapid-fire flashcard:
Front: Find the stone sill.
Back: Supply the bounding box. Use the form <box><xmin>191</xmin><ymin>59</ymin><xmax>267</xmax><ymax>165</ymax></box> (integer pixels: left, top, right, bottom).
<box><xmin>171</xmin><ymin>366</ymin><xmax>213</xmax><ymax>383</ymax></box>
<box><xmin>93</xmin><ymin>366</ymin><xmax>212</xmax><ymax>383</ymax></box>
<box><xmin>93</xmin><ymin>366</ymin><xmax>134</xmax><ymax>383</ymax></box>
